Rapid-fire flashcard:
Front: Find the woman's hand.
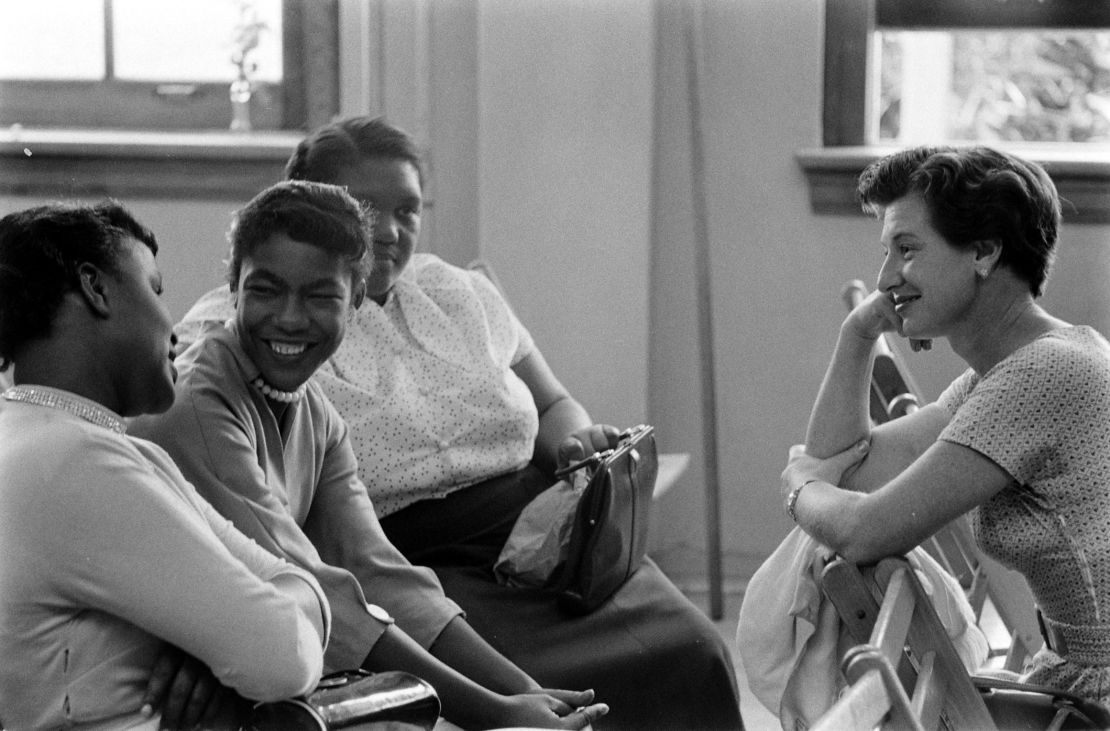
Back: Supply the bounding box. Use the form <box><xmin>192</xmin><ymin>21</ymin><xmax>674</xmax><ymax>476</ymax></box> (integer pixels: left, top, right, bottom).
<box><xmin>844</xmin><ymin>289</ymin><xmax>902</xmax><ymax>342</ymax></box>
<box><xmin>845</xmin><ymin>288</ymin><xmax>932</xmax><ymax>352</ymax></box>
<box><xmin>556</xmin><ymin>424</ymin><xmax>621</xmax><ymax>469</ymax></box>
<box><xmin>780</xmin><ymin>440</ymin><xmax>870</xmax><ymax>504</ymax></box>
<box><xmin>497</xmin><ymin>688</ymin><xmax>608</xmax><ymax>729</ymax></box>
<box><xmin>141</xmin><ymin>645</ymin><xmax>234</xmax><ymax>730</ymax></box>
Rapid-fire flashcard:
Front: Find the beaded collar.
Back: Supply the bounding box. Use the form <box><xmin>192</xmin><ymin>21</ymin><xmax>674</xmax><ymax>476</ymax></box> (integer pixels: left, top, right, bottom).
<box><xmin>251</xmin><ymin>377</ymin><xmax>306</xmax><ymax>404</ymax></box>
<box><xmin>3</xmin><ymin>385</ymin><xmax>126</xmax><ymax>435</ymax></box>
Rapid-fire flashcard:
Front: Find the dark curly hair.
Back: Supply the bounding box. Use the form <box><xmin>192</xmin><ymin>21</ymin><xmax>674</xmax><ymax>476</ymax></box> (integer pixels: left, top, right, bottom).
<box><xmin>226</xmin><ymin>180</ymin><xmax>372</xmax><ymax>291</ymax></box>
<box><xmin>856</xmin><ymin>146</ymin><xmax>1061</xmax><ymax>297</ymax></box>
<box><xmin>283</xmin><ymin>115</ymin><xmax>425</xmax><ymax>189</ymax></box>
<box><xmin>0</xmin><ymin>201</ymin><xmax>157</xmax><ymax>371</ymax></box>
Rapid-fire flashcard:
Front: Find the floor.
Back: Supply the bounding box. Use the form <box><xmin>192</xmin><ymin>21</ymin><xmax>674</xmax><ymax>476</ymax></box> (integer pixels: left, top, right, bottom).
<box><xmin>687</xmin><ymin>587</ymin><xmax>780</xmax><ymax>731</ymax></box>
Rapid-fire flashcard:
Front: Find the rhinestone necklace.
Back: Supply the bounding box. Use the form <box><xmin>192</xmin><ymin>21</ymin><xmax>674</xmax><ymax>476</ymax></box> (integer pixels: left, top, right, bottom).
<box><xmin>3</xmin><ymin>385</ymin><xmax>126</xmax><ymax>434</ymax></box>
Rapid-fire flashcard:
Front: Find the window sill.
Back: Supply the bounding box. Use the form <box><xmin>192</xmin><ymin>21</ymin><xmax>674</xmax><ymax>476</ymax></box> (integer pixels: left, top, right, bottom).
<box><xmin>797</xmin><ymin>146</ymin><xmax>1110</xmax><ymax>225</ymax></box>
<box><xmin>0</xmin><ymin>128</ymin><xmax>302</xmax><ymax>201</ymax></box>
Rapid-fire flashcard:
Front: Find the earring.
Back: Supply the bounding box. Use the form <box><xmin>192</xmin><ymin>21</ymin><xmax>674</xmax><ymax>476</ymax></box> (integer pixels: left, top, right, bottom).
<box><xmin>976</xmin><ymin>266</ymin><xmax>990</xmax><ymax>279</ymax></box>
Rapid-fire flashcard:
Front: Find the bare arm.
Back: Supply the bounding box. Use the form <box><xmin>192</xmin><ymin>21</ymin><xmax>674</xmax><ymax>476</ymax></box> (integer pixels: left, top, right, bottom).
<box><xmin>785</xmin><ymin>439</ymin><xmax>1013</xmax><ymax>563</ymax></box>
<box><xmin>513</xmin><ymin>349</ymin><xmax>618</xmax><ymax>472</ymax></box>
<box><xmin>805</xmin><ymin>289</ymin><xmax>949</xmax><ymax>491</ymax></box>
<box><xmin>364</xmin><ymin>626</ymin><xmax>606</xmax><ymax>730</ymax></box>
<box><xmin>429</xmin><ymin>616</ymin><xmax>539</xmax><ymax>694</ymax></box>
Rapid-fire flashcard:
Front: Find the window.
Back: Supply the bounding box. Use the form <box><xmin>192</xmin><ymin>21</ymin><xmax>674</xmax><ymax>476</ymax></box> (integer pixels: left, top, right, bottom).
<box><xmin>877</xmin><ymin>29</ymin><xmax>1110</xmax><ymax>145</ymax></box>
<box><xmin>0</xmin><ymin>0</ymin><xmax>337</xmax><ymax>132</ymax></box>
<box><xmin>801</xmin><ymin>0</ymin><xmax>1110</xmax><ymax>223</ymax></box>
<box><xmin>0</xmin><ymin>0</ymin><xmax>340</xmax><ymax>201</ymax></box>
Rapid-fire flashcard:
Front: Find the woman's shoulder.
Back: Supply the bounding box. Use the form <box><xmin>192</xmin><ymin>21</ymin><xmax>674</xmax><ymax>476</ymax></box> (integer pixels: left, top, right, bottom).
<box><xmin>407</xmin><ymin>253</ymin><xmax>464</xmax><ymax>282</ymax></box>
<box><xmin>1008</xmin><ymin>325</ymin><xmax>1110</xmax><ymax>379</ymax></box>
<box><xmin>403</xmin><ymin>253</ymin><xmax>490</xmax><ymax>295</ymax></box>
<box><xmin>175</xmin><ymin>324</ymin><xmax>250</xmax><ymax>391</ymax></box>
<box><xmin>1</xmin><ymin>408</ymin><xmax>143</xmax><ymax>504</ymax></box>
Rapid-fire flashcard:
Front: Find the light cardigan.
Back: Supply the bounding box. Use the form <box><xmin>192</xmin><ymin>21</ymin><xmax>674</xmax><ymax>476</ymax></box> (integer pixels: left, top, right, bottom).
<box><xmin>0</xmin><ymin>387</ymin><xmax>328</xmax><ymax>730</ymax></box>
<box><xmin>129</xmin><ymin>324</ymin><xmax>462</xmax><ymax>670</ymax></box>
<box><xmin>175</xmin><ymin>253</ymin><xmax>539</xmax><ymax>517</ymax></box>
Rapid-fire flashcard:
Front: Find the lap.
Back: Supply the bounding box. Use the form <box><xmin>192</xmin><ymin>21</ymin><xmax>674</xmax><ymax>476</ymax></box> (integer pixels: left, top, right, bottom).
<box><xmin>435</xmin><ymin>558</ymin><xmax>742</xmax><ymax>730</ymax></box>
<box><xmin>379</xmin><ymin>470</ymin><xmax>743</xmax><ymax>729</ymax></box>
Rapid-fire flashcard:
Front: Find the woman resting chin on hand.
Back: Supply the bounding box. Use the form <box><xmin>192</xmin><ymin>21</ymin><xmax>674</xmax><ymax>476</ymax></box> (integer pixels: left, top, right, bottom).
<box><xmin>783</xmin><ymin>145</ymin><xmax>1110</xmax><ymax>706</ymax></box>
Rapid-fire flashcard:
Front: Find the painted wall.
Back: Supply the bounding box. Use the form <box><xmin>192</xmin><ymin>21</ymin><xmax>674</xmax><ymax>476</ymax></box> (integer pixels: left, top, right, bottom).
<box><xmin>473</xmin><ymin>0</ymin><xmax>655</xmax><ymax>430</ymax></box>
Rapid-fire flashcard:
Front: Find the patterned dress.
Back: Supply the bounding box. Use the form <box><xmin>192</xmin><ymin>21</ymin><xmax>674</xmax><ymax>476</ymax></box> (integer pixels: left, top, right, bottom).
<box><xmin>938</xmin><ymin>326</ymin><xmax>1110</xmax><ymax>704</ymax></box>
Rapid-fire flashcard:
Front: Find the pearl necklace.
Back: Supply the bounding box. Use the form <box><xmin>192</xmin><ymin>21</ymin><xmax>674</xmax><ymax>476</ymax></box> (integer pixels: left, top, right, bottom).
<box><xmin>251</xmin><ymin>377</ymin><xmax>306</xmax><ymax>403</ymax></box>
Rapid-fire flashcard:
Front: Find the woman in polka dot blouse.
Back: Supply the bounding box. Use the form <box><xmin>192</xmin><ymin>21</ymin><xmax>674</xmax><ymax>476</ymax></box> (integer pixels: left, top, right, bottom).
<box><xmin>174</xmin><ymin>116</ymin><xmax>744</xmax><ymax>730</ymax></box>
<box><xmin>782</xmin><ymin>146</ymin><xmax>1110</xmax><ymax>705</ymax></box>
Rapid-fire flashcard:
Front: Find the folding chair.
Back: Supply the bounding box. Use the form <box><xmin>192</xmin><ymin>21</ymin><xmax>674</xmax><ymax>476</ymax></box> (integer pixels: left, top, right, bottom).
<box><xmin>815</xmin><ymin>556</ymin><xmax>1109</xmax><ymax>731</ymax></box>
<box><xmin>842</xmin><ymin>280</ymin><xmax>1042</xmax><ymax>671</ymax></box>
<box><xmin>814</xmin><ymin>556</ymin><xmax>996</xmax><ymax>731</ymax></box>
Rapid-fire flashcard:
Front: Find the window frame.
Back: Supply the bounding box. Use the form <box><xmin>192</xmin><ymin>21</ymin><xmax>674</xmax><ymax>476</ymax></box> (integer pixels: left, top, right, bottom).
<box><xmin>0</xmin><ymin>0</ymin><xmax>335</xmax><ymax>133</ymax></box>
<box><xmin>0</xmin><ymin>0</ymin><xmax>338</xmax><ymax>201</ymax></box>
<box><xmin>800</xmin><ymin>0</ymin><xmax>1110</xmax><ymax>224</ymax></box>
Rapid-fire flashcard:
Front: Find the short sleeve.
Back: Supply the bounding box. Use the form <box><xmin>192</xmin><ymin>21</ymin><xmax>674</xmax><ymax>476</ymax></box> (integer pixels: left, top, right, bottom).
<box><xmin>938</xmin><ymin>335</ymin><xmax>1102</xmax><ymax>486</ymax></box>
<box><xmin>467</xmin><ymin>266</ymin><xmax>536</xmax><ymax>366</ymax></box>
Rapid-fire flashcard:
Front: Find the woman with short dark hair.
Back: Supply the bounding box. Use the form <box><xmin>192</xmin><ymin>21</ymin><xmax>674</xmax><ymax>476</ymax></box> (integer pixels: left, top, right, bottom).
<box><xmin>783</xmin><ymin>145</ymin><xmax>1110</xmax><ymax>704</ymax></box>
<box><xmin>173</xmin><ymin>116</ymin><xmax>744</xmax><ymax>731</ymax></box>
<box><xmin>0</xmin><ymin>201</ymin><xmax>329</xmax><ymax>730</ymax></box>
<box><xmin>131</xmin><ymin>179</ymin><xmax>608</xmax><ymax>730</ymax></box>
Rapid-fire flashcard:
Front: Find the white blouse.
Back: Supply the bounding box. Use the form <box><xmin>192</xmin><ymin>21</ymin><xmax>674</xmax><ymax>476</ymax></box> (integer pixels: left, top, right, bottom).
<box><xmin>176</xmin><ymin>254</ymin><xmax>539</xmax><ymax>517</ymax></box>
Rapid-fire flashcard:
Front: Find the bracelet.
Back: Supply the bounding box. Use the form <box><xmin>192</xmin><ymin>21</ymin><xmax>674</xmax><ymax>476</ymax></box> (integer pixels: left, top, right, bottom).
<box><xmin>786</xmin><ymin>479</ymin><xmax>820</xmax><ymax>523</ymax></box>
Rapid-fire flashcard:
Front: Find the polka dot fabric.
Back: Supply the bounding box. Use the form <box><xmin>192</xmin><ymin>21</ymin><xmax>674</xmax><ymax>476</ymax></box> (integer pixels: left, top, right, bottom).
<box><xmin>937</xmin><ymin>326</ymin><xmax>1110</xmax><ymax>703</ymax></box>
<box><xmin>315</xmin><ymin>254</ymin><xmax>539</xmax><ymax>517</ymax></box>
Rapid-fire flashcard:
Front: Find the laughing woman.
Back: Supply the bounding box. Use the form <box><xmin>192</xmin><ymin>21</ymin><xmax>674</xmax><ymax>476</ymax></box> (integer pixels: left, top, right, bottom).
<box><xmin>129</xmin><ymin>180</ymin><xmax>606</xmax><ymax>730</ymax></box>
<box><xmin>0</xmin><ymin>202</ymin><xmax>329</xmax><ymax>730</ymax></box>
<box><xmin>172</xmin><ymin>116</ymin><xmax>744</xmax><ymax>731</ymax></box>
<box><xmin>783</xmin><ymin>146</ymin><xmax>1110</xmax><ymax>705</ymax></box>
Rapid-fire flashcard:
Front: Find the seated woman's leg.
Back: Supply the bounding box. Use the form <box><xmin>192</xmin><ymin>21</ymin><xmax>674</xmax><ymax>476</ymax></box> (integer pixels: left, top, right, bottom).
<box><xmin>435</xmin><ymin>558</ymin><xmax>743</xmax><ymax>731</ymax></box>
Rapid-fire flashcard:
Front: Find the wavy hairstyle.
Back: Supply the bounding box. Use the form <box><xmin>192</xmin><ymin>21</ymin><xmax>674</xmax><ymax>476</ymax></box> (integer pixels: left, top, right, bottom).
<box><xmin>857</xmin><ymin>145</ymin><xmax>1061</xmax><ymax>296</ymax></box>
<box><xmin>226</xmin><ymin>179</ymin><xmax>373</xmax><ymax>292</ymax></box>
<box><xmin>283</xmin><ymin>115</ymin><xmax>425</xmax><ymax>189</ymax></box>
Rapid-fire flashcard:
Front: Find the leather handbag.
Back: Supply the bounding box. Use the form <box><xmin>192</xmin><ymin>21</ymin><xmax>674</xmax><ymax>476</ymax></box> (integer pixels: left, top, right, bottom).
<box><xmin>552</xmin><ymin>424</ymin><xmax>658</xmax><ymax>614</ymax></box>
<box><xmin>248</xmin><ymin>669</ymin><xmax>440</xmax><ymax>730</ymax></box>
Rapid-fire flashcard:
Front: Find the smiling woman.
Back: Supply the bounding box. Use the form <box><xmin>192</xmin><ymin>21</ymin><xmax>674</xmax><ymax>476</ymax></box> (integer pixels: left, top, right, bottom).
<box><xmin>128</xmin><ymin>179</ymin><xmax>610</xmax><ymax>730</ymax></box>
<box><xmin>782</xmin><ymin>145</ymin><xmax>1110</xmax><ymax>708</ymax></box>
<box><xmin>226</xmin><ymin>182</ymin><xmax>370</xmax><ymax>395</ymax></box>
<box><xmin>0</xmin><ymin>201</ymin><xmax>329</xmax><ymax>729</ymax></box>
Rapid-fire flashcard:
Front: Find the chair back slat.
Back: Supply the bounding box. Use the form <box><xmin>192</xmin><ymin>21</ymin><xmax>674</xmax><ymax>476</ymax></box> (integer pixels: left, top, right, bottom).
<box><xmin>817</xmin><ymin>556</ymin><xmax>998</xmax><ymax>730</ymax></box>
<box><xmin>813</xmin><ymin>670</ymin><xmax>894</xmax><ymax>731</ymax></box>
<box><xmin>875</xmin><ymin>559</ymin><xmax>998</xmax><ymax>730</ymax></box>
<box><xmin>910</xmin><ymin>650</ymin><xmax>944</xmax><ymax>724</ymax></box>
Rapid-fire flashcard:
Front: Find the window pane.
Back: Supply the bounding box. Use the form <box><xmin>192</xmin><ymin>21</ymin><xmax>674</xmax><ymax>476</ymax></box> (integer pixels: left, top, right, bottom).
<box><xmin>113</xmin><ymin>0</ymin><xmax>282</xmax><ymax>83</ymax></box>
<box><xmin>0</xmin><ymin>0</ymin><xmax>105</xmax><ymax>80</ymax></box>
<box><xmin>878</xmin><ymin>30</ymin><xmax>1110</xmax><ymax>144</ymax></box>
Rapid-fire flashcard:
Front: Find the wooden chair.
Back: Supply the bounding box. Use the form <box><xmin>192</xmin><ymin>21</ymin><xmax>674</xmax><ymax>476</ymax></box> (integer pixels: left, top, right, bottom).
<box><xmin>814</xmin><ymin>556</ymin><xmax>1110</xmax><ymax>731</ymax></box>
<box><xmin>814</xmin><ymin>556</ymin><xmax>996</xmax><ymax>731</ymax></box>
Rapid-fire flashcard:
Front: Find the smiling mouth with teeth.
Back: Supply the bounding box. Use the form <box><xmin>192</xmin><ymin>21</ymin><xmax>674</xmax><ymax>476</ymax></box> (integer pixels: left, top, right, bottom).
<box><xmin>893</xmin><ymin>294</ymin><xmax>920</xmax><ymax>310</ymax></box>
<box><xmin>268</xmin><ymin>341</ymin><xmax>308</xmax><ymax>356</ymax></box>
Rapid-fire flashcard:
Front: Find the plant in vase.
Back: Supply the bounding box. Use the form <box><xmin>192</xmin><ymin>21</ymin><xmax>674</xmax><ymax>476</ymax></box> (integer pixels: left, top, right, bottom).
<box><xmin>229</xmin><ymin>0</ymin><xmax>268</xmax><ymax>132</ymax></box>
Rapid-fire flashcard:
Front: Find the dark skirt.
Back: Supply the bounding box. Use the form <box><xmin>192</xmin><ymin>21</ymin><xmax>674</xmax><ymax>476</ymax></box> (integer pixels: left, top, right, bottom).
<box><xmin>379</xmin><ymin>466</ymin><xmax>744</xmax><ymax>730</ymax></box>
